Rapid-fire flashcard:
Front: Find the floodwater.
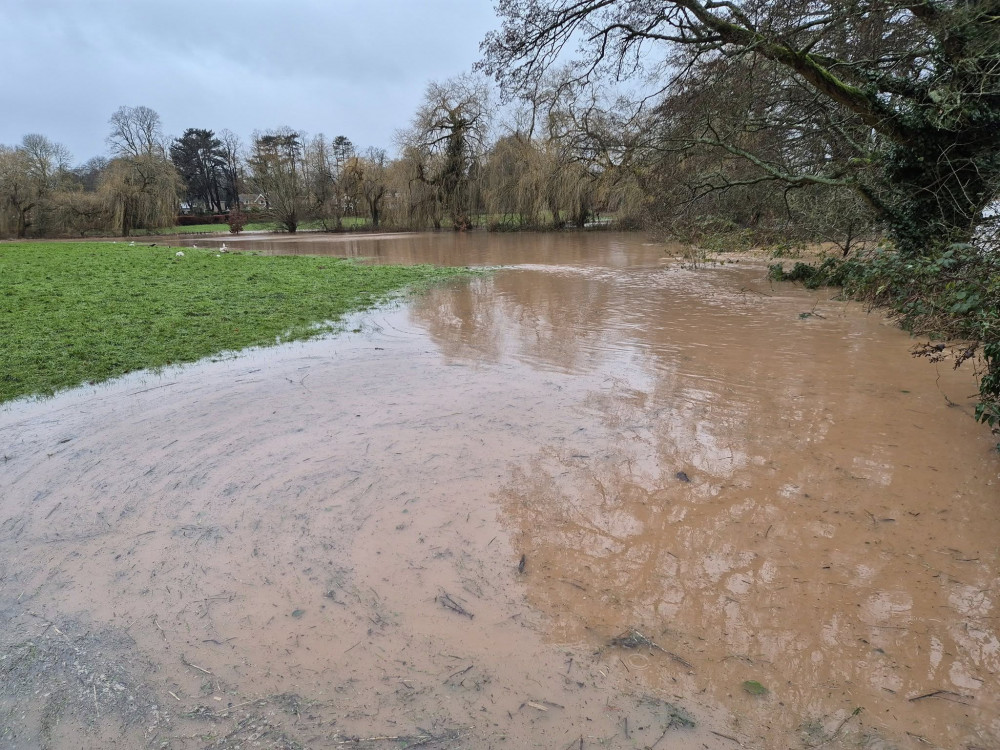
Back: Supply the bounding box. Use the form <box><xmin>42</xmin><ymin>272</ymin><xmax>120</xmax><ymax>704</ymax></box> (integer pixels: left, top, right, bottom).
<box><xmin>2</xmin><ymin>232</ymin><xmax>998</xmax><ymax>749</ymax></box>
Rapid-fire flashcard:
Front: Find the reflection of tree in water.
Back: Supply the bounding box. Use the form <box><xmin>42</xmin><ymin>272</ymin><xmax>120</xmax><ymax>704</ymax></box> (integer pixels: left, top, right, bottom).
<box><xmin>243</xmin><ymin>231</ymin><xmax>667</xmax><ymax>266</ymax></box>
<box><xmin>409</xmin><ymin>270</ymin><xmax>617</xmax><ymax>373</ymax></box>
<box><xmin>404</xmin><ymin>239</ymin><xmax>997</xmax><ymax>745</ymax></box>
<box><xmin>409</xmin><ymin>261</ymin><xmax>767</xmax><ymax>376</ymax></box>
<box><xmin>494</xmin><ymin>371</ymin><xmax>1000</xmax><ymax>748</ymax></box>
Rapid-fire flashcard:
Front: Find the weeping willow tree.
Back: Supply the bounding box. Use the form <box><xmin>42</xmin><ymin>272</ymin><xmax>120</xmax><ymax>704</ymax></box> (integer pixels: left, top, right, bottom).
<box><xmin>391</xmin><ymin>145</ymin><xmax>446</xmax><ymax>229</ymax></box>
<box><xmin>542</xmin><ymin>142</ymin><xmax>596</xmax><ymax>228</ymax></box>
<box><xmin>485</xmin><ymin>71</ymin><xmax>648</xmax><ymax>230</ymax></box>
<box><xmin>398</xmin><ymin>76</ymin><xmax>491</xmax><ymax>229</ymax></box>
<box><xmin>100</xmin><ymin>154</ymin><xmax>181</xmax><ymax>236</ymax></box>
<box><xmin>344</xmin><ymin>148</ymin><xmax>390</xmax><ymax>229</ymax></box>
<box><xmin>47</xmin><ymin>190</ymin><xmax>110</xmax><ymax>237</ymax></box>
<box><xmin>481</xmin><ymin>133</ymin><xmax>548</xmax><ymax>228</ymax></box>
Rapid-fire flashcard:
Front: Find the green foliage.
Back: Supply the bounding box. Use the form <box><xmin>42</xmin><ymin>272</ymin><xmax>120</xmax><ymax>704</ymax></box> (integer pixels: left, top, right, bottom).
<box><xmin>742</xmin><ymin>680</ymin><xmax>769</xmax><ymax>696</ymax></box>
<box><xmin>772</xmin><ymin>242</ymin><xmax>1000</xmax><ymax>438</ymax></box>
<box><xmin>227</xmin><ymin>207</ymin><xmax>247</xmax><ymax>234</ymax></box>
<box><xmin>665</xmin><ymin>703</ymin><xmax>695</xmax><ymax>729</ymax></box>
<box><xmin>170</xmin><ymin>128</ymin><xmax>228</xmax><ymax>214</ymax></box>
<box><xmin>768</xmin><ymin>257</ymin><xmax>851</xmax><ymax>289</ymax></box>
<box><xmin>0</xmin><ymin>242</ymin><xmax>469</xmax><ymax>403</ymax></box>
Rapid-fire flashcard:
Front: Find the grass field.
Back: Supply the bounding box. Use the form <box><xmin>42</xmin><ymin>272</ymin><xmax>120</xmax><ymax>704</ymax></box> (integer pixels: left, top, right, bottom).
<box><xmin>0</xmin><ymin>242</ymin><xmax>468</xmax><ymax>403</ymax></box>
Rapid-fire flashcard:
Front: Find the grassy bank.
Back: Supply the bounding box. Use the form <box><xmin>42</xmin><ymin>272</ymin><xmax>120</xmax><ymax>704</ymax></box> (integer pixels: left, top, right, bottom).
<box><xmin>0</xmin><ymin>242</ymin><xmax>468</xmax><ymax>403</ymax></box>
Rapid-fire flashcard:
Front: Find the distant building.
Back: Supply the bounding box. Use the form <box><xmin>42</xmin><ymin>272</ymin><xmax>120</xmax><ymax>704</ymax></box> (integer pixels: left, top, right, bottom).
<box><xmin>238</xmin><ymin>193</ymin><xmax>268</xmax><ymax>211</ymax></box>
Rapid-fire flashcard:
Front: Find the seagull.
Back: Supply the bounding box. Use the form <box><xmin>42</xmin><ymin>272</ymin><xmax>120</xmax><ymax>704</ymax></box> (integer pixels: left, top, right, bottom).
<box><xmin>220</xmin><ymin>243</ymin><xmax>228</xmax><ymax>252</ymax></box>
<box><xmin>176</xmin><ymin>251</ymin><xmax>185</xmax><ymax>257</ymax></box>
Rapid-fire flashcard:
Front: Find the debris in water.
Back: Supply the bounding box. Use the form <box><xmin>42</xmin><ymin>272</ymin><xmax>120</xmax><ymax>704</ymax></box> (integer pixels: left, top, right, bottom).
<box><xmin>181</xmin><ymin>655</ymin><xmax>213</xmax><ymax>675</ymax></box>
<box><xmin>675</xmin><ymin>471</ymin><xmax>690</xmax><ymax>482</ymax></box>
<box><xmin>444</xmin><ymin>665</ymin><xmax>473</xmax><ymax>684</ymax></box>
<box><xmin>291</xmin><ymin>609</ymin><xmax>305</xmax><ymax>619</ymax></box>
<box><xmin>518</xmin><ymin>554</ymin><xmax>526</xmax><ymax>574</ymax></box>
<box><xmin>610</xmin><ymin>628</ymin><xmax>695</xmax><ymax>670</ymax></box>
<box><xmin>742</xmin><ymin>680</ymin><xmax>769</xmax><ymax>696</ymax></box>
<box><xmin>908</xmin><ymin>689</ymin><xmax>973</xmax><ymax>704</ymax></box>
<box><xmin>611</xmin><ymin>628</ymin><xmax>658</xmax><ymax>650</ymax></box>
<box><xmin>437</xmin><ymin>592</ymin><xmax>474</xmax><ymax>619</ymax></box>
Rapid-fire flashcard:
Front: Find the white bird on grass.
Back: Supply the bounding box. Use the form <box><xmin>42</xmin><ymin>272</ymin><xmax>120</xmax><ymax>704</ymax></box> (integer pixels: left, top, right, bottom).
<box><xmin>176</xmin><ymin>251</ymin><xmax>185</xmax><ymax>257</ymax></box>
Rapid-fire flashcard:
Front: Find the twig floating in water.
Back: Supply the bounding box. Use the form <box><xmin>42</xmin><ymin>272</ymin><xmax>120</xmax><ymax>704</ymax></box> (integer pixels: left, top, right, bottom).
<box><xmin>909</xmin><ymin>689</ymin><xmax>973</xmax><ymax>704</ymax></box>
<box><xmin>438</xmin><ymin>592</ymin><xmax>474</xmax><ymax>619</ymax></box>
<box><xmin>181</xmin><ymin>655</ymin><xmax>213</xmax><ymax>675</ymax></box>
<box><xmin>445</xmin><ymin>665</ymin><xmax>473</xmax><ymax>683</ymax></box>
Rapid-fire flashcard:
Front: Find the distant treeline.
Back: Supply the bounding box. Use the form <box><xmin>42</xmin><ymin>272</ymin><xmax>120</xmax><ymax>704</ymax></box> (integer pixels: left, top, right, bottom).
<box><xmin>1</xmin><ymin>73</ymin><xmax>879</xmax><ymax>242</ymax></box>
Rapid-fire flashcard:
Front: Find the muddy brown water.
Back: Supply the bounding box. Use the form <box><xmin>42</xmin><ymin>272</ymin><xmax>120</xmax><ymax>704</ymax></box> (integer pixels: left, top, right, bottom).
<box><xmin>2</xmin><ymin>232</ymin><xmax>998</xmax><ymax>749</ymax></box>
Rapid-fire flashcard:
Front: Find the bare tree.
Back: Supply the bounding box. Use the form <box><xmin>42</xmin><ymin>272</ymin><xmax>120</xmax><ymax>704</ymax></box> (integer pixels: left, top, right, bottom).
<box><xmin>20</xmin><ymin>134</ymin><xmax>72</xmax><ymax>191</ymax></box>
<box><xmin>107</xmin><ymin>105</ymin><xmax>166</xmax><ymax>158</ymax></box>
<box><xmin>345</xmin><ymin>147</ymin><xmax>390</xmax><ymax>229</ymax></box>
<box><xmin>0</xmin><ymin>135</ymin><xmax>75</xmax><ymax>237</ymax></box>
<box><xmin>247</xmin><ymin>128</ymin><xmax>309</xmax><ymax>232</ymax></box>
<box><xmin>0</xmin><ymin>146</ymin><xmax>37</xmax><ymax>238</ymax></box>
<box><xmin>481</xmin><ymin>1</ymin><xmax>1000</xmax><ymax>256</ymax></box>
<box><xmin>218</xmin><ymin>129</ymin><xmax>243</xmax><ymax>210</ymax></box>
<box><xmin>72</xmin><ymin>156</ymin><xmax>110</xmax><ymax>192</ymax></box>
<box><xmin>304</xmin><ymin>134</ymin><xmax>356</xmax><ymax>230</ymax></box>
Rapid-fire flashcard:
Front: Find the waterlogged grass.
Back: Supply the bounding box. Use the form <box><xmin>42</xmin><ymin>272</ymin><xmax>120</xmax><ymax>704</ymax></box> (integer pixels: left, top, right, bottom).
<box><xmin>0</xmin><ymin>242</ymin><xmax>469</xmax><ymax>403</ymax></box>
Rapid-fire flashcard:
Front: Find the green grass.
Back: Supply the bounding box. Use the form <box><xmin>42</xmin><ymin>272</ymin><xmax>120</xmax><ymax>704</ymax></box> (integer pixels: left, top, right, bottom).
<box><xmin>0</xmin><ymin>242</ymin><xmax>468</xmax><ymax>403</ymax></box>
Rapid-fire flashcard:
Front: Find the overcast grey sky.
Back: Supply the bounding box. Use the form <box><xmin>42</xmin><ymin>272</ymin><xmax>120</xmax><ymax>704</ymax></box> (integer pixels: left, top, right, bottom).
<box><xmin>2</xmin><ymin>0</ymin><xmax>500</xmax><ymax>164</ymax></box>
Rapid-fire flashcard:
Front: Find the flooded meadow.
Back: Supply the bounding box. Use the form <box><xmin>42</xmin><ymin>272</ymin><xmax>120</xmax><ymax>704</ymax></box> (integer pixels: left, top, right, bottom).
<box><xmin>1</xmin><ymin>232</ymin><xmax>997</xmax><ymax>749</ymax></box>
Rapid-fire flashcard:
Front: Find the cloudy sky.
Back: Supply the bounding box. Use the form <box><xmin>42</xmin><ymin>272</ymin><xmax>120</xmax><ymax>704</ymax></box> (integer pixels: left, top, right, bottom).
<box><xmin>2</xmin><ymin>0</ymin><xmax>501</xmax><ymax>164</ymax></box>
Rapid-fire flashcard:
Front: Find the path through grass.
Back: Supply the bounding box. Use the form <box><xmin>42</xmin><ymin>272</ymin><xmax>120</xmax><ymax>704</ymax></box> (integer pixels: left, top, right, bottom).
<box><xmin>1</xmin><ymin>242</ymin><xmax>468</xmax><ymax>403</ymax></box>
